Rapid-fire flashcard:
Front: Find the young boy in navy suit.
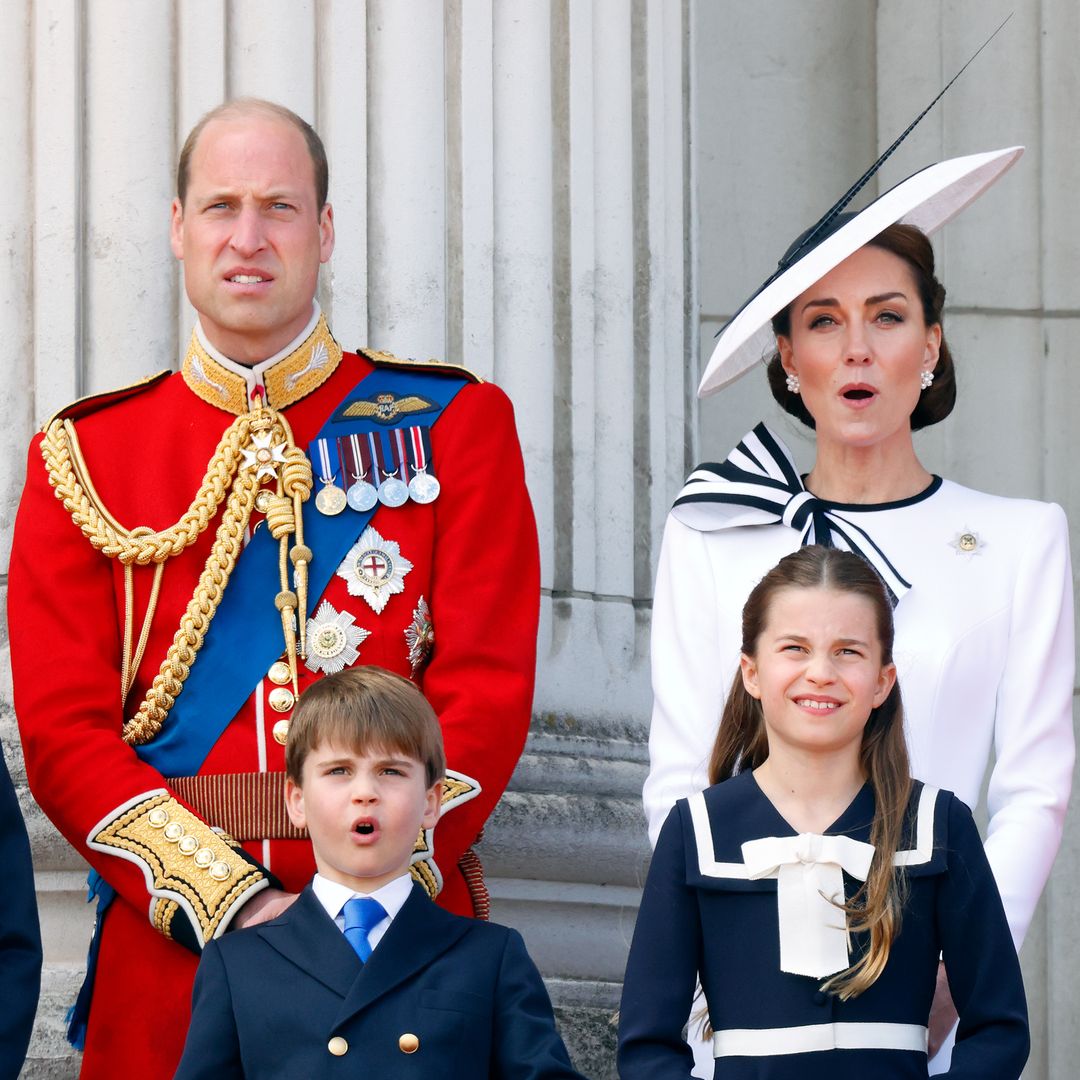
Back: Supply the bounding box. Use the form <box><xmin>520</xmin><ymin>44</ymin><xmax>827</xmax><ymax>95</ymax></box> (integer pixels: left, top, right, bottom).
<box><xmin>175</xmin><ymin>667</ymin><xmax>583</xmax><ymax>1079</ymax></box>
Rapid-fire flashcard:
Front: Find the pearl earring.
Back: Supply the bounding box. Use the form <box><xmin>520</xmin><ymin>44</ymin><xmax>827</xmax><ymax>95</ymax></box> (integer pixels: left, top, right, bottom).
<box><xmin>920</xmin><ymin>370</ymin><xmax>934</xmax><ymax>391</ymax></box>
<box><xmin>785</xmin><ymin>372</ymin><xmax>800</xmax><ymax>394</ymax></box>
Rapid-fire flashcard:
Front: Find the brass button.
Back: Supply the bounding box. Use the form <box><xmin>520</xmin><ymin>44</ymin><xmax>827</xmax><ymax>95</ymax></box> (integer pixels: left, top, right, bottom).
<box><xmin>958</xmin><ymin>532</ymin><xmax>977</xmax><ymax>552</ymax></box>
<box><xmin>193</xmin><ymin>848</ymin><xmax>215</xmax><ymax>868</ymax></box>
<box><xmin>398</xmin><ymin>1033</ymin><xmax>420</xmax><ymax>1054</ymax></box>
<box><xmin>272</xmin><ymin>718</ymin><xmax>291</xmax><ymax>746</ymax></box>
<box><xmin>255</xmin><ymin>489</ymin><xmax>274</xmax><ymax>514</ymax></box>
<box><xmin>267</xmin><ymin>660</ymin><xmax>292</xmax><ymax>686</ymax></box>
<box><xmin>268</xmin><ymin>686</ymin><xmax>295</xmax><ymax>713</ymax></box>
<box><xmin>208</xmin><ymin>861</ymin><xmax>232</xmax><ymax>881</ymax></box>
<box><xmin>147</xmin><ymin>808</ymin><xmax>169</xmax><ymax>828</ymax></box>
<box><xmin>327</xmin><ymin>1036</ymin><xmax>348</xmax><ymax>1057</ymax></box>
<box><xmin>163</xmin><ymin>822</ymin><xmax>185</xmax><ymax>842</ymax></box>
<box><xmin>178</xmin><ymin>835</ymin><xmax>200</xmax><ymax>856</ymax></box>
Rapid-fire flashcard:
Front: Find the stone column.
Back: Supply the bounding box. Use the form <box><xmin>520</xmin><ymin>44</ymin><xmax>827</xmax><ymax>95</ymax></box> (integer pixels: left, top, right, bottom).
<box><xmin>0</xmin><ymin>4</ymin><xmax>692</xmax><ymax>1076</ymax></box>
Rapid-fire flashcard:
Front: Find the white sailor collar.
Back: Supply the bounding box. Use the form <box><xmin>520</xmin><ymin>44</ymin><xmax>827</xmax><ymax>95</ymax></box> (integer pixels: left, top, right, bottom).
<box><xmin>679</xmin><ymin>772</ymin><xmax>945</xmax><ymax>892</ymax></box>
<box><xmin>181</xmin><ymin>301</ymin><xmax>344</xmax><ymax>414</ymax></box>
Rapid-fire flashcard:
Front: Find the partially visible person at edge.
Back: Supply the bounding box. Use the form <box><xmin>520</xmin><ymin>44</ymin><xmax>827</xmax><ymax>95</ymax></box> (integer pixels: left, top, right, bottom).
<box><xmin>0</xmin><ymin>748</ymin><xmax>41</xmax><ymax>1079</ymax></box>
<box><xmin>644</xmin><ymin>146</ymin><xmax>1073</xmax><ymax>1076</ymax></box>
<box><xmin>621</xmin><ymin>546</ymin><xmax>1029</xmax><ymax>1079</ymax></box>
<box><xmin>7</xmin><ymin>98</ymin><xmax>540</xmax><ymax>1077</ymax></box>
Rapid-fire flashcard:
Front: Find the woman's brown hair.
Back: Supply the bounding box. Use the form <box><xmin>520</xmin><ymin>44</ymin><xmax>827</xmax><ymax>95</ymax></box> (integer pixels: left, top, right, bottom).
<box><xmin>710</xmin><ymin>546</ymin><xmax>912</xmax><ymax>1000</ymax></box>
<box><xmin>766</xmin><ymin>222</ymin><xmax>955</xmax><ymax>432</ymax></box>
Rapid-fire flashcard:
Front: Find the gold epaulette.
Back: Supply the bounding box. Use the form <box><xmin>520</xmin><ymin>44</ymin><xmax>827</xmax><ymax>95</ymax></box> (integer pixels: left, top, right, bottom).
<box><xmin>358</xmin><ymin>348</ymin><xmax>483</xmax><ymax>384</ymax></box>
<box><xmin>42</xmin><ymin>369</ymin><xmax>173</xmax><ymax>430</ymax></box>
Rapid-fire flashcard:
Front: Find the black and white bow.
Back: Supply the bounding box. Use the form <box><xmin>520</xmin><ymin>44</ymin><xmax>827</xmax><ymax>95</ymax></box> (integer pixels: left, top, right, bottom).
<box><xmin>671</xmin><ymin>423</ymin><xmax>911</xmax><ymax>603</ymax></box>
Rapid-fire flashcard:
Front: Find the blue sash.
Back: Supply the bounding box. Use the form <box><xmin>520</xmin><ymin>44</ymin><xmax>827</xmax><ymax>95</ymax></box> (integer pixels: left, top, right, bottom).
<box><xmin>136</xmin><ymin>367</ymin><xmax>467</xmax><ymax>777</ymax></box>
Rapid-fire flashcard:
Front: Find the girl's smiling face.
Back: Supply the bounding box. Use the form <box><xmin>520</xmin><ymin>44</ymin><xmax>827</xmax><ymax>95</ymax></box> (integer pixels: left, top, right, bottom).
<box><xmin>776</xmin><ymin>244</ymin><xmax>941</xmax><ymax>455</ymax></box>
<box><xmin>740</xmin><ymin>585</ymin><xmax>896</xmax><ymax>763</ymax></box>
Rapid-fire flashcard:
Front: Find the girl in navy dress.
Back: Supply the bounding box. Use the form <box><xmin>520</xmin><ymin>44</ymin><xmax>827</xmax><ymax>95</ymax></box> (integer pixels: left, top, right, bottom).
<box><xmin>619</xmin><ymin>546</ymin><xmax>1028</xmax><ymax>1079</ymax></box>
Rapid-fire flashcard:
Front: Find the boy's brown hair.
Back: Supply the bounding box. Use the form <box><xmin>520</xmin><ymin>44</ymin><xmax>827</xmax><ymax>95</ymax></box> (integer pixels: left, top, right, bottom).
<box><xmin>285</xmin><ymin>667</ymin><xmax>445</xmax><ymax>787</ymax></box>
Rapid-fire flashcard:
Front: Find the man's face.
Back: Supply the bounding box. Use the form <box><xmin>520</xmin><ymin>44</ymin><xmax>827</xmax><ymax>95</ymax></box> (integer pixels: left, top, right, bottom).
<box><xmin>170</xmin><ymin>114</ymin><xmax>334</xmax><ymax>364</ymax></box>
<box><xmin>285</xmin><ymin>741</ymin><xmax>441</xmax><ymax>895</ymax></box>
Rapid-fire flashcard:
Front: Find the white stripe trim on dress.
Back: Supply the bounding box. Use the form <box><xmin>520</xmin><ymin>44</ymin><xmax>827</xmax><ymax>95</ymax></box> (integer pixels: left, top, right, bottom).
<box><xmin>712</xmin><ymin>1021</ymin><xmax>928</xmax><ymax>1057</ymax></box>
<box><xmin>688</xmin><ymin>784</ymin><xmax>940</xmax><ymax>879</ymax></box>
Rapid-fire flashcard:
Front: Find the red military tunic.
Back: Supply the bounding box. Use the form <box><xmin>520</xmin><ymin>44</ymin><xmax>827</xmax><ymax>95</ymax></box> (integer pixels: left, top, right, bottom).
<box><xmin>8</xmin><ymin>315</ymin><xmax>540</xmax><ymax>1076</ymax></box>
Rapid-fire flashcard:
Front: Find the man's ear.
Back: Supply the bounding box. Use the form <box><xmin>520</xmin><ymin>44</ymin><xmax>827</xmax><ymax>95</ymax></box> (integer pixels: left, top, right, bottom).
<box><xmin>169</xmin><ymin>198</ymin><xmax>185</xmax><ymax>261</ymax></box>
<box><xmin>423</xmin><ymin>780</ymin><xmax>443</xmax><ymax>831</ymax></box>
<box><xmin>285</xmin><ymin>777</ymin><xmax>306</xmax><ymax>830</ymax></box>
<box><xmin>318</xmin><ymin>202</ymin><xmax>335</xmax><ymax>264</ymax></box>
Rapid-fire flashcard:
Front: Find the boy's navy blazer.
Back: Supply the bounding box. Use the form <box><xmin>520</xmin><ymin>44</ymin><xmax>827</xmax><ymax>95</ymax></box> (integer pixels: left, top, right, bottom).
<box><xmin>175</xmin><ymin>882</ymin><xmax>584</xmax><ymax>1079</ymax></box>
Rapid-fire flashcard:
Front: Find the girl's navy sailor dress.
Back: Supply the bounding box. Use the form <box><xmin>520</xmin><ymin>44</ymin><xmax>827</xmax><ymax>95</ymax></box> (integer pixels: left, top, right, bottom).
<box><xmin>618</xmin><ymin>771</ymin><xmax>1029</xmax><ymax>1079</ymax></box>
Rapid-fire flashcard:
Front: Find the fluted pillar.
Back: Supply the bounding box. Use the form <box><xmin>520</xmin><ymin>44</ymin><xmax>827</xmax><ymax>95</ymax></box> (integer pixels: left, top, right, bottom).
<box><xmin>0</xmin><ymin>4</ymin><xmax>691</xmax><ymax>1077</ymax></box>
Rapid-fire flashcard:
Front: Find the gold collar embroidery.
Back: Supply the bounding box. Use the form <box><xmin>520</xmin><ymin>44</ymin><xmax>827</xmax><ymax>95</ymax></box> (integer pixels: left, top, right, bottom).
<box><xmin>181</xmin><ymin>315</ymin><xmax>344</xmax><ymax>414</ymax></box>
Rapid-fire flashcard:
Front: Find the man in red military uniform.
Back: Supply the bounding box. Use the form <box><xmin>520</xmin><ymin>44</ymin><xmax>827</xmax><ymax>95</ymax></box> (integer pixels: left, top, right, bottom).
<box><xmin>8</xmin><ymin>99</ymin><xmax>539</xmax><ymax>1077</ymax></box>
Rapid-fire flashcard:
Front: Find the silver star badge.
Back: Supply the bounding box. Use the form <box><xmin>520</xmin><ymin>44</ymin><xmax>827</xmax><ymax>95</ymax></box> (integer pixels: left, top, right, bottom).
<box><xmin>241</xmin><ymin>431</ymin><xmax>287</xmax><ymax>480</ymax></box>
<box><xmin>336</xmin><ymin>526</ymin><xmax>414</xmax><ymax>614</ymax></box>
<box><xmin>304</xmin><ymin>600</ymin><xmax>371</xmax><ymax>675</ymax></box>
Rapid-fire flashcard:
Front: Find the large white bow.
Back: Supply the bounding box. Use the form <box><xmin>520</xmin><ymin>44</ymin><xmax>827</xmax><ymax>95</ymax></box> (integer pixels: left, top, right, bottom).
<box><xmin>741</xmin><ymin>832</ymin><xmax>876</xmax><ymax>978</ymax></box>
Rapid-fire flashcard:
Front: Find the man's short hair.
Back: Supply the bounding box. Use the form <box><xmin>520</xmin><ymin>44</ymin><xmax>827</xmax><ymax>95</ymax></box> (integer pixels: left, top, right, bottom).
<box><xmin>176</xmin><ymin>97</ymin><xmax>329</xmax><ymax>209</ymax></box>
<box><xmin>285</xmin><ymin>667</ymin><xmax>446</xmax><ymax>788</ymax></box>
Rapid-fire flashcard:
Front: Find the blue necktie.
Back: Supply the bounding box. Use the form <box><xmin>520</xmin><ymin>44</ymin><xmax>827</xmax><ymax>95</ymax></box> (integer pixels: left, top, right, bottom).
<box><xmin>342</xmin><ymin>897</ymin><xmax>386</xmax><ymax>962</ymax></box>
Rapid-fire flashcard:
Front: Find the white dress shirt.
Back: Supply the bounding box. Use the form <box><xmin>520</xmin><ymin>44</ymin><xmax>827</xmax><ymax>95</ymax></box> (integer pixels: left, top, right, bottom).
<box><xmin>311</xmin><ymin>872</ymin><xmax>413</xmax><ymax>954</ymax></box>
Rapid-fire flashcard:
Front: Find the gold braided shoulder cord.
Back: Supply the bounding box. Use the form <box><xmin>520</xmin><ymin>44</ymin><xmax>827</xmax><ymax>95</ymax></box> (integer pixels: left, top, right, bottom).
<box><xmin>41</xmin><ymin>408</ymin><xmax>313</xmax><ymax>746</ymax></box>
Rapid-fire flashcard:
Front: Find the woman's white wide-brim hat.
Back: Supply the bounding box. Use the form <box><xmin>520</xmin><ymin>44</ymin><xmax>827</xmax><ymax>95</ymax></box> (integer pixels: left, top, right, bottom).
<box><xmin>699</xmin><ymin>145</ymin><xmax>1024</xmax><ymax>398</ymax></box>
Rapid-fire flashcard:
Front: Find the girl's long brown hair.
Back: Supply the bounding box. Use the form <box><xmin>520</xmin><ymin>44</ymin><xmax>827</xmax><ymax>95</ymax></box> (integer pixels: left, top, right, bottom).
<box><xmin>710</xmin><ymin>546</ymin><xmax>912</xmax><ymax>1000</ymax></box>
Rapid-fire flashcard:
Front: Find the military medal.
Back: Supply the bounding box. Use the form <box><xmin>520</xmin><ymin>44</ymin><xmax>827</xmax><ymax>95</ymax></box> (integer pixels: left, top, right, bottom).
<box><xmin>405</xmin><ymin>426</ymin><xmax>441</xmax><ymax>504</ymax></box>
<box><xmin>336</xmin><ymin>525</ymin><xmax>414</xmax><ymax>614</ymax></box>
<box><xmin>376</xmin><ymin>430</ymin><xmax>410</xmax><ymax>507</ymax></box>
<box><xmin>316</xmin><ymin>484</ymin><xmax>347</xmax><ymax>515</ymax></box>
<box><xmin>241</xmin><ymin>430</ymin><xmax>287</xmax><ymax>481</ymax></box>
<box><xmin>339</xmin><ymin>433</ymin><xmax>379</xmax><ymax>512</ymax></box>
<box><xmin>313</xmin><ymin>438</ymin><xmax>347</xmax><ymax>516</ymax></box>
<box><xmin>304</xmin><ymin>600</ymin><xmax>371</xmax><ymax>675</ymax></box>
<box><xmin>405</xmin><ymin>596</ymin><xmax>434</xmax><ymax>676</ymax></box>
<box><xmin>378</xmin><ymin>475</ymin><xmax>409</xmax><ymax>507</ymax></box>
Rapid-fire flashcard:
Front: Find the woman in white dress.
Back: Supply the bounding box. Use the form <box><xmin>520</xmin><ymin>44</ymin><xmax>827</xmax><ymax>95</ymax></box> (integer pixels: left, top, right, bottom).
<box><xmin>644</xmin><ymin>146</ymin><xmax>1074</xmax><ymax>1073</ymax></box>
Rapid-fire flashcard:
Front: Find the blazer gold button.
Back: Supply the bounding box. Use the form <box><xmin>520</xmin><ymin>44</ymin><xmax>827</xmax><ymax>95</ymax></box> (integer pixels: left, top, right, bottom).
<box><xmin>268</xmin><ymin>686</ymin><xmax>295</xmax><ymax>713</ymax></box>
<box><xmin>272</xmin><ymin>718</ymin><xmax>291</xmax><ymax>745</ymax></box>
<box><xmin>267</xmin><ymin>660</ymin><xmax>292</xmax><ymax>685</ymax></box>
<box><xmin>398</xmin><ymin>1033</ymin><xmax>420</xmax><ymax>1054</ymax></box>
<box><xmin>327</xmin><ymin>1036</ymin><xmax>348</xmax><ymax>1056</ymax></box>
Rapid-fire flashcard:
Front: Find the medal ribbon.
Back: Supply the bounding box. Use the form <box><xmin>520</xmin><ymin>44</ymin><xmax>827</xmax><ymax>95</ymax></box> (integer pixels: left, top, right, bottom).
<box><xmin>405</xmin><ymin>426</ymin><xmax>435</xmax><ymax>476</ymax></box>
<box><xmin>337</xmin><ymin>434</ymin><xmax>366</xmax><ymax>485</ymax></box>
<box><xmin>314</xmin><ymin>438</ymin><xmax>341</xmax><ymax>487</ymax></box>
<box><xmin>136</xmin><ymin>365</ymin><xmax>469</xmax><ymax>777</ymax></box>
<box><xmin>368</xmin><ymin>431</ymin><xmax>391</xmax><ymax>481</ymax></box>
<box><xmin>390</xmin><ymin>428</ymin><xmax>410</xmax><ymax>482</ymax></box>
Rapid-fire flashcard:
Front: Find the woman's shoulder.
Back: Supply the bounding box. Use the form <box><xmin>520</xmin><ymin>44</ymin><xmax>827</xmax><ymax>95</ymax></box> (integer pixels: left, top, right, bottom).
<box><xmin>933</xmin><ymin>477</ymin><xmax>1067</xmax><ymax>526</ymax></box>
